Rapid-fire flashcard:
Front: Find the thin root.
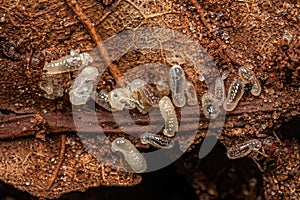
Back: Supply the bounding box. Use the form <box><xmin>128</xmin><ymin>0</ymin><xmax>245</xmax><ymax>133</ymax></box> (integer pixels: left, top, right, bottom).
<box><xmin>64</xmin><ymin>0</ymin><xmax>124</xmax><ymax>86</ymax></box>
<box><xmin>47</xmin><ymin>134</ymin><xmax>66</xmax><ymax>190</ymax></box>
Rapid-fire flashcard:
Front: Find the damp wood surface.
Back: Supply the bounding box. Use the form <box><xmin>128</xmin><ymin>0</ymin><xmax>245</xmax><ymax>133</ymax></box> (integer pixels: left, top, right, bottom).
<box><xmin>0</xmin><ymin>0</ymin><xmax>299</xmax><ymax>199</ymax></box>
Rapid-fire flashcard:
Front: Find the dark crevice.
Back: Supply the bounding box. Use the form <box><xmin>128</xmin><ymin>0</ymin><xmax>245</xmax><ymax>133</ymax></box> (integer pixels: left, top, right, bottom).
<box><xmin>278</xmin><ymin>116</ymin><xmax>300</xmax><ymax>141</ymax></box>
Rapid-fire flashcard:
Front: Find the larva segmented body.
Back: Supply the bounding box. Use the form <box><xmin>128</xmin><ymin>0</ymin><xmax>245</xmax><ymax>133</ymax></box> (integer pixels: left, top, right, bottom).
<box><xmin>111</xmin><ymin>138</ymin><xmax>147</xmax><ymax>173</ymax></box>
<box><xmin>223</xmin><ymin>77</ymin><xmax>245</xmax><ymax>112</ymax></box>
<box><xmin>140</xmin><ymin>133</ymin><xmax>174</xmax><ymax>149</ymax></box>
<box><xmin>227</xmin><ymin>139</ymin><xmax>262</xmax><ymax>159</ymax></box>
<box><xmin>238</xmin><ymin>66</ymin><xmax>255</xmax><ymax>83</ymax></box>
<box><xmin>39</xmin><ymin>76</ymin><xmax>54</xmax><ymax>95</ymax></box>
<box><xmin>44</xmin><ymin>50</ymin><xmax>93</xmax><ymax>75</ymax></box>
<box><xmin>108</xmin><ymin>87</ymin><xmax>135</xmax><ymax>111</ymax></box>
<box><xmin>214</xmin><ymin>77</ymin><xmax>225</xmax><ymax>106</ymax></box>
<box><xmin>169</xmin><ymin>65</ymin><xmax>186</xmax><ymax>107</ymax></box>
<box><xmin>214</xmin><ymin>71</ymin><xmax>228</xmax><ymax>106</ymax></box>
<box><xmin>130</xmin><ymin>79</ymin><xmax>161</xmax><ymax>113</ymax></box>
<box><xmin>91</xmin><ymin>90</ymin><xmax>116</xmax><ymax>112</ymax></box>
<box><xmin>250</xmin><ymin>81</ymin><xmax>261</xmax><ymax>96</ymax></box>
<box><xmin>155</xmin><ymin>80</ymin><xmax>170</xmax><ymax>96</ymax></box>
<box><xmin>69</xmin><ymin>66</ymin><xmax>99</xmax><ymax>105</ymax></box>
<box><xmin>201</xmin><ymin>92</ymin><xmax>220</xmax><ymax>119</ymax></box>
<box><xmin>238</xmin><ymin>66</ymin><xmax>261</xmax><ymax>96</ymax></box>
<box><xmin>159</xmin><ymin>96</ymin><xmax>178</xmax><ymax>137</ymax></box>
<box><xmin>184</xmin><ymin>82</ymin><xmax>198</xmax><ymax>105</ymax></box>
<box><xmin>39</xmin><ymin>75</ymin><xmax>65</xmax><ymax>100</ymax></box>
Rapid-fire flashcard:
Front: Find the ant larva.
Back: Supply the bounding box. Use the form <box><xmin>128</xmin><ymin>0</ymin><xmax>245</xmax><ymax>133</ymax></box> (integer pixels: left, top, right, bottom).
<box><xmin>140</xmin><ymin>133</ymin><xmax>174</xmax><ymax>149</ymax></box>
<box><xmin>111</xmin><ymin>137</ymin><xmax>147</xmax><ymax>173</ymax></box>
<box><xmin>69</xmin><ymin>66</ymin><xmax>99</xmax><ymax>106</ymax></box>
<box><xmin>44</xmin><ymin>49</ymin><xmax>93</xmax><ymax>75</ymax></box>
<box><xmin>238</xmin><ymin>66</ymin><xmax>261</xmax><ymax>96</ymax></box>
<box><xmin>40</xmin><ymin>49</ymin><xmax>93</xmax><ymax>99</ymax></box>
<box><xmin>159</xmin><ymin>96</ymin><xmax>178</xmax><ymax>137</ymax></box>
<box><xmin>223</xmin><ymin>77</ymin><xmax>245</xmax><ymax>112</ymax></box>
<box><xmin>169</xmin><ymin>64</ymin><xmax>187</xmax><ymax>107</ymax></box>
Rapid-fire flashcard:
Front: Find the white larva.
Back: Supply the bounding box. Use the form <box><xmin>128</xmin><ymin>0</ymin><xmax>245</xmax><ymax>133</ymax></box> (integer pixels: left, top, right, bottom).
<box><xmin>91</xmin><ymin>90</ymin><xmax>116</xmax><ymax>112</ymax></box>
<box><xmin>169</xmin><ymin>65</ymin><xmax>186</xmax><ymax>107</ymax></box>
<box><xmin>69</xmin><ymin>66</ymin><xmax>99</xmax><ymax>106</ymax></box>
<box><xmin>129</xmin><ymin>79</ymin><xmax>161</xmax><ymax>114</ymax></box>
<box><xmin>111</xmin><ymin>137</ymin><xmax>147</xmax><ymax>173</ymax></box>
<box><xmin>214</xmin><ymin>71</ymin><xmax>228</xmax><ymax>106</ymax></box>
<box><xmin>250</xmin><ymin>80</ymin><xmax>261</xmax><ymax>96</ymax></box>
<box><xmin>238</xmin><ymin>66</ymin><xmax>255</xmax><ymax>83</ymax></box>
<box><xmin>159</xmin><ymin>96</ymin><xmax>178</xmax><ymax>137</ymax></box>
<box><xmin>214</xmin><ymin>77</ymin><xmax>225</xmax><ymax>106</ymax></box>
<box><xmin>238</xmin><ymin>66</ymin><xmax>261</xmax><ymax>96</ymax></box>
<box><xmin>201</xmin><ymin>92</ymin><xmax>220</xmax><ymax>119</ymax></box>
<box><xmin>108</xmin><ymin>87</ymin><xmax>135</xmax><ymax>111</ymax></box>
<box><xmin>44</xmin><ymin>49</ymin><xmax>93</xmax><ymax>75</ymax></box>
<box><xmin>184</xmin><ymin>82</ymin><xmax>198</xmax><ymax>105</ymax></box>
<box><xmin>223</xmin><ymin>77</ymin><xmax>245</xmax><ymax>111</ymax></box>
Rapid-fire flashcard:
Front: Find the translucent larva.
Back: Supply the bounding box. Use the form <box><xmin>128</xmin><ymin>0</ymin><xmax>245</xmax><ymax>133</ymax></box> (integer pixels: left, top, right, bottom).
<box><xmin>108</xmin><ymin>87</ymin><xmax>135</xmax><ymax>111</ymax></box>
<box><xmin>131</xmin><ymin>90</ymin><xmax>152</xmax><ymax>114</ymax></box>
<box><xmin>91</xmin><ymin>90</ymin><xmax>116</xmax><ymax>112</ymax></box>
<box><xmin>169</xmin><ymin>65</ymin><xmax>186</xmax><ymax>107</ymax></box>
<box><xmin>44</xmin><ymin>49</ymin><xmax>93</xmax><ymax>75</ymax></box>
<box><xmin>130</xmin><ymin>79</ymin><xmax>160</xmax><ymax>105</ymax></box>
<box><xmin>214</xmin><ymin>77</ymin><xmax>225</xmax><ymax>106</ymax></box>
<box><xmin>184</xmin><ymin>82</ymin><xmax>198</xmax><ymax>105</ymax></box>
<box><xmin>227</xmin><ymin>139</ymin><xmax>262</xmax><ymax>159</ymax></box>
<box><xmin>39</xmin><ymin>76</ymin><xmax>54</xmax><ymax>95</ymax></box>
<box><xmin>201</xmin><ymin>92</ymin><xmax>220</xmax><ymax>119</ymax></box>
<box><xmin>140</xmin><ymin>133</ymin><xmax>174</xmax><ymax>149</ymax></box>
<box><xmin>250</xmin><ymin>80</ymin><xmax>261</xmax><ymax>96</ymax></box>
<box><xmin>238</xmin><ymin>66</ymin><xmax>255</xmax><ymax>83</ymax></box>
<box><xmin>213</xmin><ymin>71</ymin><xmax>228</xmax><ymax>106</ymax></box>
<box><xmin>155</xmin><ymin>80</ymin><xmax>170</xmax><ymax>96</ymax></box>
<box><xmin>159</xmin><ymin>96</ymin><xmax>178</xmax><ymax>137</ymax></box>
<box><xmin>39</xmin><ymin>74</ymin><xmax>66</xmax><ymax>99</ymax></box>
<box><xmin>69</xmin><ymin>66</ymin><xmax>99</xmax><ymax>105</ymax></box>
<box><xmin>223</xmin><ymin>77</ymin><xmax>245</xmax><ymax>112</ymax></box>
<box><xmin>111</xmin><ymin>138</ymin><xmax>147</xmax><ymax>173</ymax></box>
<box><xmin>238</xmin><ymin>66</ymin><xmax>261</xmax><ymax>96</ymax></box>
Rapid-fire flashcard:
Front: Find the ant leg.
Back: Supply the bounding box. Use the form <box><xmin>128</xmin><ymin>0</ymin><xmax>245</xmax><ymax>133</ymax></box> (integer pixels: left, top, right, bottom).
<box><xmin>251</xmin><ymin>157</ymin><xmax>264</xmax><ymax>172</ymax></box>
<box><xmin>272</xmin><ymin>130</ymin><xmax>282</xmax><ymax>144</ymax></box>
<box><xmin>253</xmin><ymin>148</ymin><xmax>268</xmax><ymax>158</ymax></box>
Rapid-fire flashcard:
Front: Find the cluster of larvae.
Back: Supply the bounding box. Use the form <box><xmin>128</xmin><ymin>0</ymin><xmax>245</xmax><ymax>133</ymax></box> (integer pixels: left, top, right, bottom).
<box><xmin>223</xmin><ymin>66</ymin><xmax>261</xmax><ymax>111</ymax></box>
<box><xmin>39</xmin><ymin>50</ymin><xmax>94</xmax><ymax>99</ymax></box>
<box><xmin>91</xmin><ymin>64</ymin><xmax>198</xmax><ymax>137</ymax></box>
<box><xmin>39</xmin><ymin>50</ymin><xmax>262</xmax><ymax>173</ymax></box>
<box><xmin>95</xmin><ymin>65</ymin><xmax>197</xmax><ymax>172</ymax></box>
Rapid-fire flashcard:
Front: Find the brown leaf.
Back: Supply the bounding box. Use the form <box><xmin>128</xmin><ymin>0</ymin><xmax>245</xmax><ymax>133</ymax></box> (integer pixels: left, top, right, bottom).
<box><xmin>0</xmin><ymin>134</ymin><xmax>141</xmax><ymax>199</ymax></box>
<box><xmin>0</xmin><ymin>0</ymin><xmax>299</xmax><ymax>199</ymax></box>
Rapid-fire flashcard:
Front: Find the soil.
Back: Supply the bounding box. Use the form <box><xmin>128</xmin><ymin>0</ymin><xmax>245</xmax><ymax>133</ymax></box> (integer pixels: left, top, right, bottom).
<box><xmin>0</xmin><ymin>0</ymin><xmax>299</xmax><ymax>199</ymax></box>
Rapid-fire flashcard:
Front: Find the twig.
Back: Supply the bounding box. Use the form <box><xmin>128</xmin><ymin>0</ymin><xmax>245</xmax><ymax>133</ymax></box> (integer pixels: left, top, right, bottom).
<box><xmin>64</xmin><ymin>0</ymin><xmax>124</xmax><ymax>86</ymax></box>
<box><xmin>47</xmin><ymin>134</ymin><xmax>67</xmax><ymax>190</ymax></box>
<box><xmin>0</xmin><ymin>98</ymin><xmax>282</xmax><ymax>139</ymax></box>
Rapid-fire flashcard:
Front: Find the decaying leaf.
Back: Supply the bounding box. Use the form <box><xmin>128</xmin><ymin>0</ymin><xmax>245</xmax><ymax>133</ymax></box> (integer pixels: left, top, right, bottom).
<box><xmin>0</xmin><ymin>134</ymin><xmax>141</xmax><ymax>199</ymax></box>
<box><xmin>0</xmin><ymin>0</ymin><xmax>299</xmax><ymax>199</ymax></box>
